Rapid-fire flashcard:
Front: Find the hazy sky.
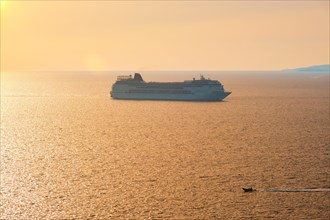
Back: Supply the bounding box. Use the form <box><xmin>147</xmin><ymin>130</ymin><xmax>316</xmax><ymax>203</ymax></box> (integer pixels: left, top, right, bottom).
<box><xmin>1</xmin><ymin>1</ymin><xmax>329</xmax><ymax>71</ymax></box>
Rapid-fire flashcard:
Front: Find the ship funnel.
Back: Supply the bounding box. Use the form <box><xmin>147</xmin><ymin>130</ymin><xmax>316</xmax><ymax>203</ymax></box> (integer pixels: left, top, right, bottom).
<box><xmin>133</xmin><ymin>73</ymin><xmax>144</xmax><ymax>81</ymax></box>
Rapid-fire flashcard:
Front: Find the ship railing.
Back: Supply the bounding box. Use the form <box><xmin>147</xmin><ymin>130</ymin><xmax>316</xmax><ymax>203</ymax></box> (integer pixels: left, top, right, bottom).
<box><xmin>117</xmin><ymin>75</ymin><xmax>132</xmax><ymax>81</ymax></box>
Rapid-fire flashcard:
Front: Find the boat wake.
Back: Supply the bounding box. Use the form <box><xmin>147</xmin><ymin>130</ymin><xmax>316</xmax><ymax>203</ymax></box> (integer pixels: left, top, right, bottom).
<box><xmin>243</xmin><ymin>187</ymin><xmax>330</xmax><ymax>193</ymax></box>
<box><xmin>258</xmin><ymin>188</ymin><xmax>330</xmax><ymax>192</ymax></box>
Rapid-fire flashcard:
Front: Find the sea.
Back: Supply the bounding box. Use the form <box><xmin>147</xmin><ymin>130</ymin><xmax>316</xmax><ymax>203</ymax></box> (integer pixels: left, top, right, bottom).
<box><xmin>1</xmin><ymin>70</ymin><xmax>329</xmax><ymax>219</ymax></box>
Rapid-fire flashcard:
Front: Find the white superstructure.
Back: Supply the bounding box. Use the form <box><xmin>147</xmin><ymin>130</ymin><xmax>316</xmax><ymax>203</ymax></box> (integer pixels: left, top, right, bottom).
<box><xmin>110</xmin><ymin>73</ymin><xmax>231</xmax><ymax>101</ymax></box>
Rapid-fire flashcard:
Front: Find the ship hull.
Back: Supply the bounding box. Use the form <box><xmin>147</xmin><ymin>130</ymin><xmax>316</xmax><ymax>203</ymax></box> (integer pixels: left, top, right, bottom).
<box><xmin>111</xmin><ymin>93</ymin><xmax>231</xmax><ymax>101</ymax></box>
<box><xmin>111</xmin><ymin>88</ymin><xmax>231</xmax><ymax>101</ymax></box>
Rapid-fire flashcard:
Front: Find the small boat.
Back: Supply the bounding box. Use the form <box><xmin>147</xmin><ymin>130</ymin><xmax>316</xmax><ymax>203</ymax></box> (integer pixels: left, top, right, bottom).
<box><xmin>242</xmin><ymin>187</ymin><xmax>256</xmax><ymax>192</ymax></box>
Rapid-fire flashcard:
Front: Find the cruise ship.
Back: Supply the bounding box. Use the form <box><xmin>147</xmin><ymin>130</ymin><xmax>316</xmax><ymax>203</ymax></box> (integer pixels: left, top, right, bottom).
<box><xmin>110</xmin><ymin>73</ymin><xmax>231</xmax><ymax>101</ymax></box>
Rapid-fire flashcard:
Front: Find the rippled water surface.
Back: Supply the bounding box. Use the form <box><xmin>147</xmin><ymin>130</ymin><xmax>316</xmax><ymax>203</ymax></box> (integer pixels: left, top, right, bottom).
<box><xmin>1</xmin><ymin>71</ymin><xmax>329</xmax><ymax>219</ymax></box>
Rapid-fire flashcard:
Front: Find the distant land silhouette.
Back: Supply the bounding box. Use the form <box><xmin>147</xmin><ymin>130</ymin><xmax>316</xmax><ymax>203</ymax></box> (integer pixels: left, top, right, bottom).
<box><xmin>284</xmin><ymin>64</ymin><xmax>330</xmax><ymax>72</ymax></box>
